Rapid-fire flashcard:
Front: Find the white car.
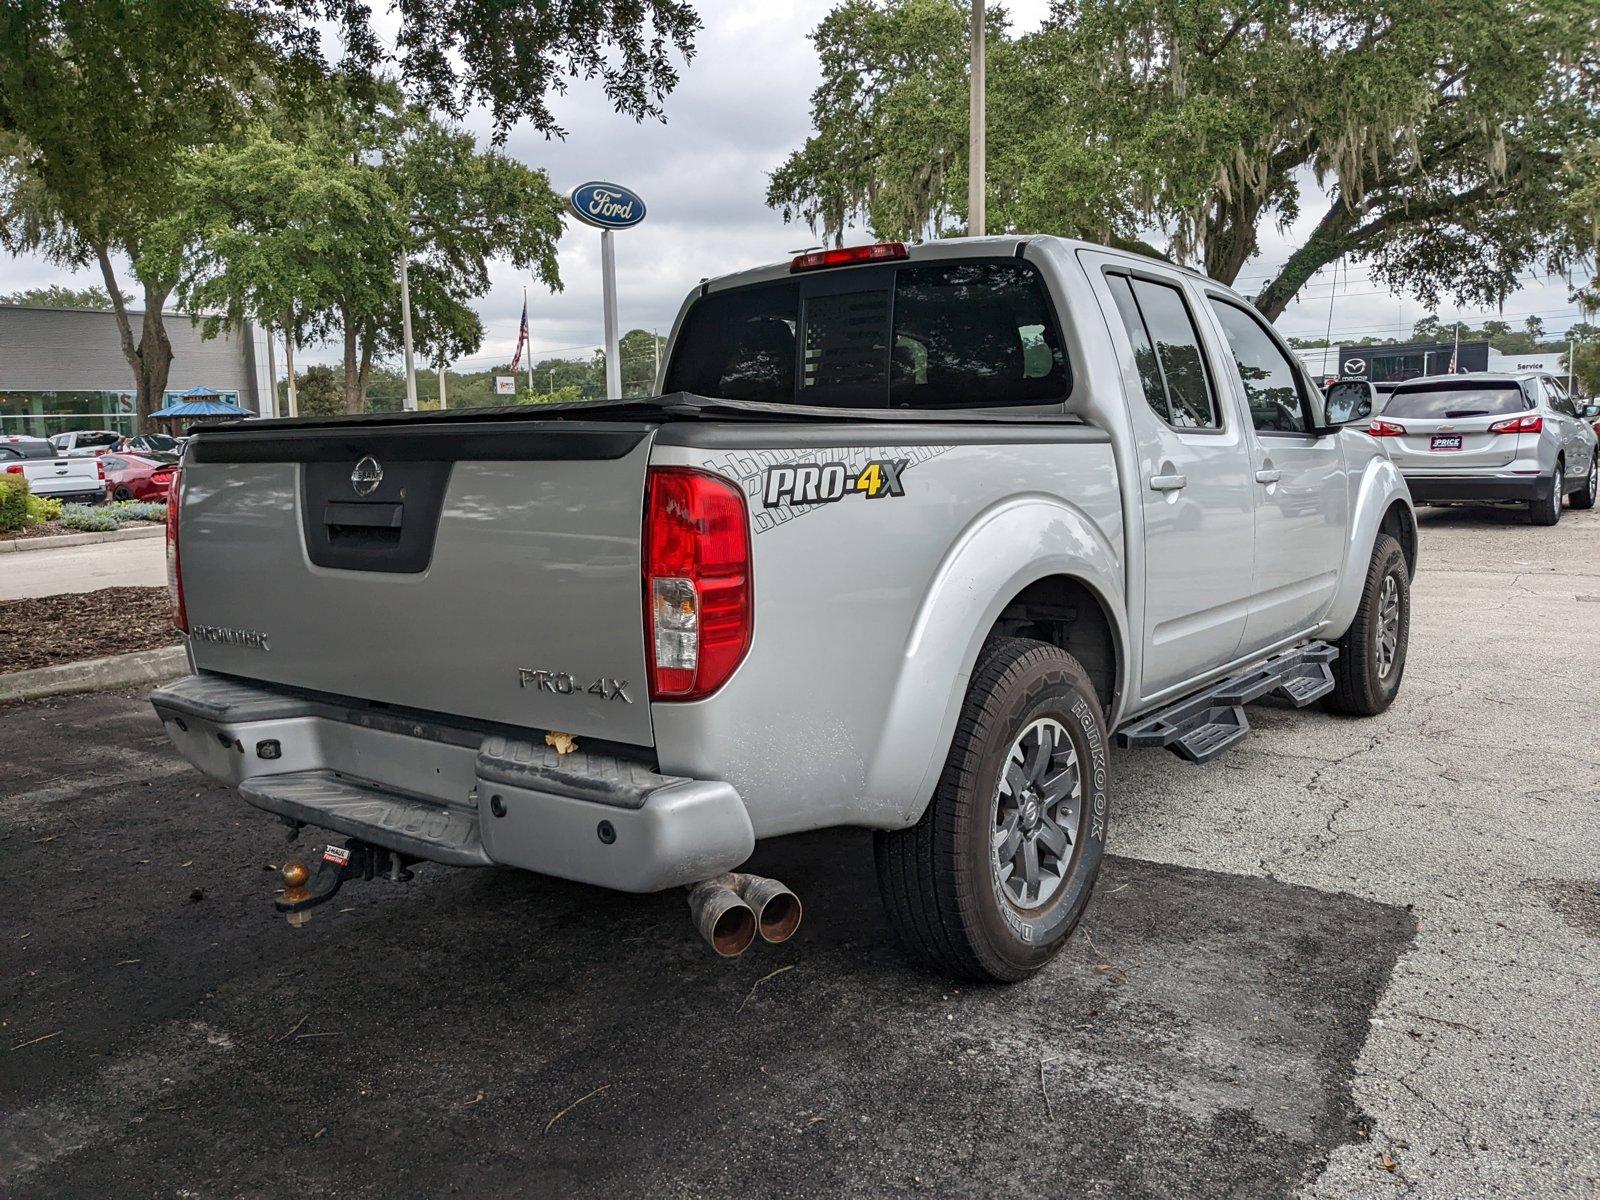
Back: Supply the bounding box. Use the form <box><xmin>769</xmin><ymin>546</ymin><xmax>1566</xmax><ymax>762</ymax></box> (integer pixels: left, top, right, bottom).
<box><xmin>48</xmin><ymin>429</ymin><xmax>124</xmax><ymax>457</ymax></box>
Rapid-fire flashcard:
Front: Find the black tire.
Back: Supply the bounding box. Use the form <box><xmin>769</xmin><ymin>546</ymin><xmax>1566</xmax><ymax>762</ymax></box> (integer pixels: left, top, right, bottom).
<box><xmin>1529</xmin><ymin>462</ymin><xmax>1563</xmax><ymax>526</ymax></box>
<box><xmin>1323</xmin><ymin>533</ymin><xmax>1409</xmax><ymax>716</ymax></box>
<box><xmin>112</xmin><ymin>485</ymin><xmax>132</xmax><ymax>501</ymax></box>
<box><xmin>1571</xmin><ymin>453</ymin><xmax>1597</xmax><ymax>511</ymax></box>
<box><xmin>874</xmin><ymin>637</ymin><xmax>1110</xmax><ymax>983</ymax></box>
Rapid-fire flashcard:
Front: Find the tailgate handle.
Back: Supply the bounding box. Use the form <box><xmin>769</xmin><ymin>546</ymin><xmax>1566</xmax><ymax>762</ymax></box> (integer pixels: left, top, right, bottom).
<box><xmin>323</xmin><ymin>500</ymin><xmax>403</xmax><ymax>530</ymax></box>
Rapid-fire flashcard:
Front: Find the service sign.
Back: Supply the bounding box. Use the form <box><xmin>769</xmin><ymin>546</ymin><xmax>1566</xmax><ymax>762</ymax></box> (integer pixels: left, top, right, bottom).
<box><xmin>567</xmin><ymin>182</ymin><xmax>646</xmax><ymax>230</ymax></box>
<box><xmin>494</xmin><ymin>375</ymin><xmax>516</xmax><ymax>396</ymax></box>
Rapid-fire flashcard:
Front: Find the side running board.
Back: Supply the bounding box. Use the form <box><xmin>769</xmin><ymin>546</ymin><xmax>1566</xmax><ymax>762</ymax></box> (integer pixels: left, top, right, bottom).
<box><xmin>1116</xmin><ymin>642</ymin><xmax>1338</xmax><ymax>764</ymax></box>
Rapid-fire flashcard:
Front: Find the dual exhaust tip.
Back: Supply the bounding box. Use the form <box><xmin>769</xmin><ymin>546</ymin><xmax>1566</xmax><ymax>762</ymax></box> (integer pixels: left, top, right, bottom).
<box><xmin>687</xmin><ymin>873</ymin><xmax>802</xmax><ymax>957</ymax></box>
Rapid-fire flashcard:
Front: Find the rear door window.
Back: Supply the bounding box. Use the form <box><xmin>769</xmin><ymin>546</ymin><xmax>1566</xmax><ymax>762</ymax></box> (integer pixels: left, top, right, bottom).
<box><xmin>664</xmin><ymin>258</ymin><xmax>1070</xmax><ymax>409</ymax></box>
<box><xmin>1384</xmin><ymin>384</ymin><xmax>1531</xmax><ymax>419</ymax></box>
<box><xmin>1104</xmin><ymin>273</ymin><xmax>1218</xmax><ymax>429</ymax></box>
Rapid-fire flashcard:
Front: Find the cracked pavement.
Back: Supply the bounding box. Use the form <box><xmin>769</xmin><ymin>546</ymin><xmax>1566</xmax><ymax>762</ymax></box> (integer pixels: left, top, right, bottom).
<box><xmin>1117</xmin><ymin>502</ymin><xmax>1600</xmax><ymax>1196</ymax></box>
<box><xmin>1</xmin><ymin>502</ymin><xmax>1595</xmax><ymax>1198</ymax></box>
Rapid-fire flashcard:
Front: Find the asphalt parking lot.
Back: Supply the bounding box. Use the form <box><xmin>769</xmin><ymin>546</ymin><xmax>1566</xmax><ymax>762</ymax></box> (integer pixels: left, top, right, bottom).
<box><xmin>3</xmin><ymin>503</ymin><xmax>1597</xmax><ymax>1198</ymax></box>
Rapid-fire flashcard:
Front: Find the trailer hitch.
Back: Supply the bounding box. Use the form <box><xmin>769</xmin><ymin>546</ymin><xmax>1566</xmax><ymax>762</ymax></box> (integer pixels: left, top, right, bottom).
<box><xmin>275</xmin><ymin>839</ymin><xmax>417</xmax><ymax>926</ymax></box>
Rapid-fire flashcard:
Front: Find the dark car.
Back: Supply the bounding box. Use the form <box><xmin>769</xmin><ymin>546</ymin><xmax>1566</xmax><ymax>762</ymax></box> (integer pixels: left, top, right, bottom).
<box><xmin>114</xmin><ymin>433</ymin><xmax>184</xmax><ymax>456</ymax></box>
<box><xmin>102</xmin><ymin>452</ymin><xmax>178</xmax><ymax>502</ymax></box>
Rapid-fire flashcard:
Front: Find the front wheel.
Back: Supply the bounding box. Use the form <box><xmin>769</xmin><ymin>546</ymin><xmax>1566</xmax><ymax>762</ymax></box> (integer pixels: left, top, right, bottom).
<box><xmin>1571</xmin><ymin>453</ymin><xmax>1597</xmax><ymax>511</ymax></box>
<box><xmin>1324</xmin><ymin>533</ymin><xmax>1409</xmax><ymax>716</ymax></box>
<box><xmin>875</xmin><ymin>637</ymin><xmax>1110</xmax><ymax>982</ymax></box>
<box><xmin>1530</xmin><ymin>464</ymin><xmax>1563</xmax><ymax>526</ymax></box>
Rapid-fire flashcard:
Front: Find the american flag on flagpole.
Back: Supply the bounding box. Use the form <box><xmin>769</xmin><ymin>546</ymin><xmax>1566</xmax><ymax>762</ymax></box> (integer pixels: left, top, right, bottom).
<box><xmin>509</xmin><ymin>294</ymin><xmax>529</xmax><ymax>373</ymax></box>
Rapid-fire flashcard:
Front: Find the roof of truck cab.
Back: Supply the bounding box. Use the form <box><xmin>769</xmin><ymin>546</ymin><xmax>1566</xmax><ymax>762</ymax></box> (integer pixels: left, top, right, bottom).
<box><xmin>697</xmin><ymin>234</ymin><xmax>1208</xmax><ymax>294</ymax></box>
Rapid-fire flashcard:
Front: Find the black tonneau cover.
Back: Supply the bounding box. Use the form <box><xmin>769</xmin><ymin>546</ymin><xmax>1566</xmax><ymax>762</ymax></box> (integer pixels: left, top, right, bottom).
<box><xmin>189</xmin><ymin>391</ymin><xmax>1085</xmax><ymax>438</ymax></box>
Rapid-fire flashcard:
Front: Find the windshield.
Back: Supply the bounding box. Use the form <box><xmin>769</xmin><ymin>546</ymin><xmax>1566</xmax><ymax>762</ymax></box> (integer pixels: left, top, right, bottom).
<box><xmin>1384</xmin><ymin>383</ymin><xmax>1530</xmax><ymax>419</ymax></box>
<box><xmin>664</xmin><ymin>259</ymin><xmax>1071</xmax><ymax>409</ymax></box>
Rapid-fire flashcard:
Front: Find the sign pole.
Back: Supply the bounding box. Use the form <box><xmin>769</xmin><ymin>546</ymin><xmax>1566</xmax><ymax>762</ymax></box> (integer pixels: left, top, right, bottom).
<box><xmin>399</xmin><ymin>251</ymin><xmax>418</xmax><ymax>410</ymax></box>
<box><xmin>601</xmin><ymin>228</ymin><xmax>621</xmax><ymax>398</ymax></box>
<box><xmin>968</xmin><ymin>0</ymin><xmax>986</xmax><ymax>237</ymax></box>
<box><xmin>566</xmin><ymin>182</ymin><xmax>644</xmax><ymax>399</ymax></box>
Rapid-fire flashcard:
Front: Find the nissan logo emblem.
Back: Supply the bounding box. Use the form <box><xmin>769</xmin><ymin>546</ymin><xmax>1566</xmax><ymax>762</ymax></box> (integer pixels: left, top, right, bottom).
<box><xmin>351</xmin><ymin>456</ymin><xmax>383</xmax><ymax>496</ymax></box>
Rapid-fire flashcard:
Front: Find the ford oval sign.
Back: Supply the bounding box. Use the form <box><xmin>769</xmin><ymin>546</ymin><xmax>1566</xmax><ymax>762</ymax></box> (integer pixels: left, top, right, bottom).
<box><xmin>568</xmin><ymin>182</ymin><xmax>646</xmax><ymax>231</ymax></box>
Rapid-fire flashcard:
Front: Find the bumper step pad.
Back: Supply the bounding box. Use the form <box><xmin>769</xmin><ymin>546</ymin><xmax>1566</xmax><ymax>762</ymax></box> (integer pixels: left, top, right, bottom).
<box><xmin>1117</xmin><ymin>642</ymin><xmax>1337</xmax><ymax>764</ymax></box>
<box><xmin>239</xmin><ymin>770</ymin><xmax>491</xmax><ymax>867</ymax></box>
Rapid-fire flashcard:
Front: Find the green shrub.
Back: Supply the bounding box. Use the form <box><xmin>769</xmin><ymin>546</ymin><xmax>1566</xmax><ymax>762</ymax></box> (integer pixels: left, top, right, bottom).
<box><xmin>59</xmin><ymin>503</ymin><xmax>122</xmax><ymax>532</ymax></box>
<box><xmin>0</xmin><ymin>474</ymin><xmax>29</xmax><ymax>532</ymax></box>
<box><xmin>24</xmin><ymin>493</ymin><xmax>63</xmax><ymax>526</ymax></box>
<box><xmin>104</xmin><ymin>500</ymin><xmax>167</xmax><ymax>523</ymax></box>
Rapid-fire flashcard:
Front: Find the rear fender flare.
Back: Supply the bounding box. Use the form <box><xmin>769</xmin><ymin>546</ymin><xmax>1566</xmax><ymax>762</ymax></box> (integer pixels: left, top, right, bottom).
<box><xmin>863</xmin><ymin>493</ymin><xmax>1129</xmax><ymax>828</ymax></box>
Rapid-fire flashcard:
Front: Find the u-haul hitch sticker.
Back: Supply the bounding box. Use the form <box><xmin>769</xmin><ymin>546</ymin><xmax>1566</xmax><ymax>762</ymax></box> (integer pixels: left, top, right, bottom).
<box><xmin>762</xmin><ymin>458</ymin><xmax>909</xmax><ymax>508</ymax></box>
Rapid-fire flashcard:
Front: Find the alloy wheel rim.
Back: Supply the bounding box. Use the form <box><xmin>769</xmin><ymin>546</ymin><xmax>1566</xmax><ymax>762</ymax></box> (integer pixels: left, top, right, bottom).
<box><xmin>1552</xmin><ymin>468</ymin><xmax>1563</xmax><ymax>518</ymax></box>
<box><xmin>990</xmin><ymin>717</ymin><xmax>1082</xmax><ymax>911</ymax></box>
<box><xmin>1375</xmin><ymin>573</ymin><xmax>1401</xmax><ymax>679</ymax></box>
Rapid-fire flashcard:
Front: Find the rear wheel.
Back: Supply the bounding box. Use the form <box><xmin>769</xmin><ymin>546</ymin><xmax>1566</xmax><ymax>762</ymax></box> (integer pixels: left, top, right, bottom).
<box><xmin>1324</xmin><ymin>533</ymin><xmax>1409</xmax><ymax>717</ymax></box>
<box><xmin>112</xmin><ymin>485</ymin><xmax>132</xmax><ymax>501</ymax></box>
<box><xmin>1530</xmin><ymin>463</ymin><xmax>1563</xmax><ymax>526</ymax></box>
<box><xmin>874</xmin><ymin>637</ymin><xmax>1109</xmax><ymax>982</ymax></box>
<box><xmin>1571</xmin><ymin>453</ymin><xmax>1598</xmax><ymax>511</ymax></box>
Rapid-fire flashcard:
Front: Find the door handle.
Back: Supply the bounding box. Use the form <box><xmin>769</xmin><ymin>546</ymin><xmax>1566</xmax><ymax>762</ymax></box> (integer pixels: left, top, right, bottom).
<box><xmin>1149</xmin><ymin>473</ymin><xmax>1187</xmax><ymax>491</ymax></box>
<box><xmin>1255</xmin><ymin>468</ymin><xmax>1282</xmax><ymax>484</ymax></box>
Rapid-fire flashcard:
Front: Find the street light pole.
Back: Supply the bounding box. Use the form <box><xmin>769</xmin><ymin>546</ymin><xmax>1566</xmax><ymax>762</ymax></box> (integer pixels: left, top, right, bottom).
<box><xmin>968</xmin><ymin>0</ymin><xmax>986</xmax><ymax>238</ymax></box>
<box><xmin>398</xmin><ymin>251</ymin><xmax>418</xmax><ymax>411</ymax></box>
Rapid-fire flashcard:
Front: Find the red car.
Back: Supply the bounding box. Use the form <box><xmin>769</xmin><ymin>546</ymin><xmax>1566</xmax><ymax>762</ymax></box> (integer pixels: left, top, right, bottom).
<box><xmin>101</xmin><ymin>452</ymin><xmax>178</xmax><ymax>502</ymax></box>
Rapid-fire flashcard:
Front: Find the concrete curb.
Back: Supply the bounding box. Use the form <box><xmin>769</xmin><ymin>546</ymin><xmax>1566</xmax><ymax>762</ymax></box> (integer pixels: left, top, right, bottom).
<box><xmin>0</xmin><ymin>524</ymin><xmax>164</xmax><ymax>554</ymax></box>
<box><xmin>0</xmin><ymin>644</ymin><xmax>187</xmax><ymax>703</ymax></box>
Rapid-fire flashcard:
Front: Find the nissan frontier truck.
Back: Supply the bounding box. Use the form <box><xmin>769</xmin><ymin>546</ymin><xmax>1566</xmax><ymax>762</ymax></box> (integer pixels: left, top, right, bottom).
<box><xmin>151</xmin><ymin>236</ymin><xmax>1416</xmax><ymax>982</ymax></box>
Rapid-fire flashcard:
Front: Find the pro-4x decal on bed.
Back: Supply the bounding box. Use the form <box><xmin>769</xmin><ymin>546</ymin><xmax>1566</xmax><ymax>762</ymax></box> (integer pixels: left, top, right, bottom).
<box><xmin>698</xmin><ymin>444</ymin><xmax>953</xmax><ymax>535</ymax></box>
<box><xmin>762</xmin><ymin>459</ymin><xmax>907</xmax><ymax>507</ymax></box>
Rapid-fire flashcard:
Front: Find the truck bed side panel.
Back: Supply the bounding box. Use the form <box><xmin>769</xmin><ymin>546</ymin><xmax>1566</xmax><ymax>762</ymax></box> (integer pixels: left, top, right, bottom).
<box><xmin>648</xmin><ymin>428</ymin><xmax>1125</xmax><ymax>836</ymax></box>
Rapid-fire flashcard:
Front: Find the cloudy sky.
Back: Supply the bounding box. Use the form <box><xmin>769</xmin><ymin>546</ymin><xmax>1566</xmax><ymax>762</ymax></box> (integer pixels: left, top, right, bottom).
<box><xmin>4</xmin><ymin>0</ymin><xmax>1591</xmax><ymax>372</ymax></box>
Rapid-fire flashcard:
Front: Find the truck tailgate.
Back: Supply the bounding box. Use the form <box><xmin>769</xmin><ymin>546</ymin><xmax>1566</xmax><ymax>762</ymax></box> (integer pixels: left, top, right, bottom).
<box><xmin>180</xmin><ymin>420</ymin><xmax>657</xmax><ymax>746</ymax></box>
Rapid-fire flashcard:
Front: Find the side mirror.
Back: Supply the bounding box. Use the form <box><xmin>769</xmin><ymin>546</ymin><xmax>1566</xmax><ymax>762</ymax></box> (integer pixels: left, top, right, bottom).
<box><xmin>1582</xmin><ymin>402</ymin><xmax>1600</xmax><ymax>420</ymax></box>
<box><xmin>1325</xmin><ymin>380</ymin><xmax>1375</xmax><ymax>425</ymax></box>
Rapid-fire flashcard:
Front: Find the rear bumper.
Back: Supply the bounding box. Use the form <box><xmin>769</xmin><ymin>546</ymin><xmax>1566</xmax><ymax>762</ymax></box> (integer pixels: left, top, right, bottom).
<box><xmin>1402</xmin><ymin>474</ymin><xmax>1547</xmax><ymax>503</ymax></box>
<box><xmin>150</xmin><ymin>673</ymin><xmax>753</xmax><ymax>893</ymax></box>
<box><xmin>29</xmin><ymin>483</ymin><xmax>104</xmax><ymax>502</ymax></box>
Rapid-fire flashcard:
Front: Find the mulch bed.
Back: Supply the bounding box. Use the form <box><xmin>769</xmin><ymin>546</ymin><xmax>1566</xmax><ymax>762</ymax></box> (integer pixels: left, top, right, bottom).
<box><xmin>0</xmin><ymin>586</ymin><xmax>181</xmax><ymax>673</ymax></box>
<box><xmin>0</xmin><ymin>520</ymin><xmax>71</xmax><ymax>542</ymax></box>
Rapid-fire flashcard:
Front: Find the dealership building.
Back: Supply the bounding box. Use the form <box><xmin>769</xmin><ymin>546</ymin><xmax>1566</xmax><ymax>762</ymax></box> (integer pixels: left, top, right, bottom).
<box><xmin>1295</xmin><ymin>339</ymin><xmax>1569</xmax><ymax>385</ymax></box>
<box><xmin>0</xmin><ymin>304</ymin><xmax>276</xmax><ymax>438</ymax></box>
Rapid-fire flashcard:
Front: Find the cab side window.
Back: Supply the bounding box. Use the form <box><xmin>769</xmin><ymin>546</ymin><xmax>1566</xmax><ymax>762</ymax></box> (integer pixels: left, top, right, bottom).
<box><xmin>1105</xmin><ymin>273</ymin><xmax>1219</xmax><ymax>429</ymax></box>
<box><xmin>1208</xmin><ymin>298</ymin><xmax>1308</xmax><ymax>434</ymax></box>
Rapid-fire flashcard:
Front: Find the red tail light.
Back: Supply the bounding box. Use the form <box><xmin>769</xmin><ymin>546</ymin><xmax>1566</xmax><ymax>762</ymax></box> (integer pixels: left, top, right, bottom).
<box><xmin>96</xmin><ymin>458</ymin><xmax>105</xmax><ymax>480</ymax></box>
<box><xmin>166</xmin><ymin>470</ymin><xmax>187</xmax><ymax>632</ymax></box>
<box><xmin>1367</xmin><ymin>418</ymin><xmax>1407</xmax><ymax>437</ymax></box>
<box><xmin>790</xmin><ymin>242</ymin><xmax>908</xmax><ymax>272</ymax></box>
<box><xmin>643</xmin><ymin>468</ymin><xmax>752</xmax><ymax>700</ymax></box>
<box><xmin>3</xmin><ymin>464</ymin><xmax>21</xmax><ymax>475</ymax></box>
<box><xmin>1488</xmin><ymin>413</ymin><xmax>1542</xmax><ymax>434</ymax></box>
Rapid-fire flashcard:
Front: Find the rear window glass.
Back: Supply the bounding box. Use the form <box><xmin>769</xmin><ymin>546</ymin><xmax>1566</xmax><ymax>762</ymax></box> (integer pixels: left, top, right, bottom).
<box><xmin>664</xmin><ymin>259</ymin><xmax>1070</xmax><ymax>409</ymax></box>
<box><xmin>0</xmin><ymin>441</ymin><xmax>54</xmax><ymax>460</ymax></box>
<box><xmin>1384</xmin><ymin>384</ymin><xmax>1530</xmax><ymax>419</ymax></box>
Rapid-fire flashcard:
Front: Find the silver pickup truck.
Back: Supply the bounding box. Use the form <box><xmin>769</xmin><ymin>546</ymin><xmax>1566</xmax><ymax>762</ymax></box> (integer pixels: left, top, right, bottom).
<box><xmin>151</xmin><ymin>236</ymin><xmax>1416</xmax><ymax>981</ymax></box>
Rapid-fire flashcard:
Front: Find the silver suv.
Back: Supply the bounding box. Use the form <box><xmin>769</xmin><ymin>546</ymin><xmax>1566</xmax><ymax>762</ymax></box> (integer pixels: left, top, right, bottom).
<box><xmin>1370</xmin><ymin>372</ymin><xmax>1599</xmax><ymax>525</ymax></box>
